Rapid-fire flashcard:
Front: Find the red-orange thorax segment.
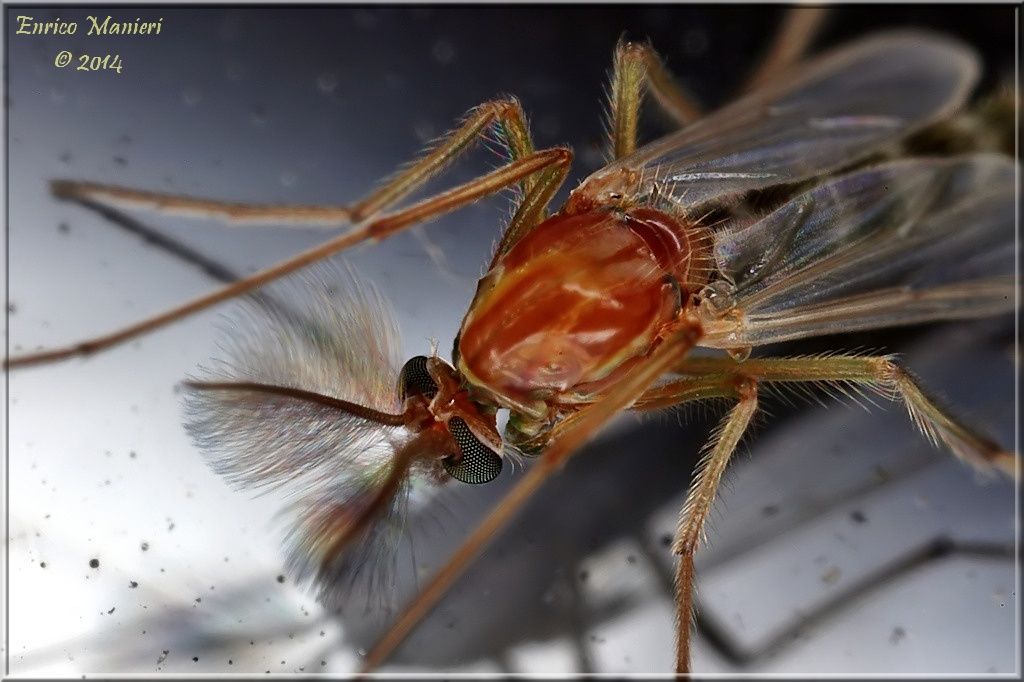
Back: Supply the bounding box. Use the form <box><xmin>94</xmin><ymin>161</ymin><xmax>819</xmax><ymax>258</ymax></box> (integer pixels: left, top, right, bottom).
<box><xmin>456</xmin><ymin>207</ymin><xmax>705</xmax><ymax>407</ymax></box>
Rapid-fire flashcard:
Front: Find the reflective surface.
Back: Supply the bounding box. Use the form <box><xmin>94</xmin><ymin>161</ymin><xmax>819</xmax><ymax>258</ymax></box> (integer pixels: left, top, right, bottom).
<box><xmin>6</xmin><ymin>6</ymin><xmax>1017</xmax><ymax>675</ymax></box>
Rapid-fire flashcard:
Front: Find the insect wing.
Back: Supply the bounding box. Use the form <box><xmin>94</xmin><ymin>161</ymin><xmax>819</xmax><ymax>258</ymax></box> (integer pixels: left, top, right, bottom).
<box><xmin>700</xmin><ymin>154</ymin><xmax>1016</xmax><ymax>347</ymax></box>
<box><xmin>586</xmin><ymin>31</ymin><xmax>979</xmax><ymax>208</ymax></box>
<box><xmin>183</xmin><ymin>268</ymin><xmax>422</xmax><ymax>606</ymax></box>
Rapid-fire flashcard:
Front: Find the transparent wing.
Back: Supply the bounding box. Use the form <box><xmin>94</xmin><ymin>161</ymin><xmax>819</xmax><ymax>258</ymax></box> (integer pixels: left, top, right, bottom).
<box><xmin>183</xmin><ymin>265</ymin><xmax>435</xmax><ymax>607</ymax></box>
<box><xmin>699</xmin><ymin>154</ymin><xmax>1016</xmax><ymax>348</ymax></box>
<box><xmin>581</xmin><ymin>31</ymin><xmax>979</xmax><ymax>208</ymax></box>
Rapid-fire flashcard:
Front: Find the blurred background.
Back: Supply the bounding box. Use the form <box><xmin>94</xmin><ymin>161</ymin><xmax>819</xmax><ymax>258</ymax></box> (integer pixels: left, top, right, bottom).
<box><xmin>5</xmin><ymin>5</ymin><xmax>1017</xmax><ymax>675</ymax></box>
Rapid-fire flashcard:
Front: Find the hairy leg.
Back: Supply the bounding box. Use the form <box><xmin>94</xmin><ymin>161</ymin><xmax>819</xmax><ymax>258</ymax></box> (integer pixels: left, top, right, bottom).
<box><xmin>8</xmin><ymin>99</ymin><xmax>561</xmax><ymax>369</ymax></box>
<box><xmin>672</xmin><ymin>377</ymin><xmax>758</xmax><ymax>673</ymax></box>
<box><xmin>51</xmin><ymin>99</ymin><xmax>538</xmax><ymax>227</ymax></box>
<box><xmin>8</xmin><ymin>148</ymin><xmax>571</xmax><ymax>369</ymax></box>
<box><xmin>606</xmin><ymin>40</ymin><xmax>705</xmax><ymax>159</ymax></box>
<box><xmin>655</xmin><ymin>354</ymin><xmax>1015</xmax><ymax>476</ymax></box>
<box><xmin>359</xmin><ymin>319</ymin><xmax>705</xmax><ymax>672</ymax></box>
<box><xmin>741</xmin><ymin>7</ymin><xmax>830</xmax><ymax>91</ymax></box>
<box><xmin>606</xmin><ymin>7</ymin><xmax>829</xmax><ymax>161</ymax></box>
<box><xmin>634</xmin><ymin>349</ymin><xmax>1014</xmax><ymax>671</ymax></box>
<box><xmin>490</xmin><ymin>143</ymin><xmax>572</xmax><ymax>262</ymax></box>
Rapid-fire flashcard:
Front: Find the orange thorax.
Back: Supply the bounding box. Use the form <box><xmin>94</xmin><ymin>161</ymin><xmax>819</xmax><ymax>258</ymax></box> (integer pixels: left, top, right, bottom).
<box><xmin>457</xmin><ymin>207</ymin><xmax>696</xmax><ymax>405</ymax></box>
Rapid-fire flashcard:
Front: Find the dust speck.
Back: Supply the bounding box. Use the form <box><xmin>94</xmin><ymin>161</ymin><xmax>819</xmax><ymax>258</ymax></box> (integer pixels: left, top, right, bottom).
<box><xmin>250</xmin><ymin>105</ymin><xmax>268</xmax><ymax>127</ymax></box>
<box><xmin>820</xmin><ymin>565</ymin><xmax>841</xmax><ymax>584</ymax></box>
<box><xmin>279</xmin><ymin>169</ymin><xmax>298</xmax><ymax>187</ymax></box>
<box><xmin>682</xmin><ymin>28</ymin><xmax>709</xmax><ymax>56</ymax></box>
<box><xmin>181</xmin><ymin>89</ymin><xmax>202</xmax><ymax>107</ymax></box>
<box><xmin>431</xmin><ymin>39</ymin><xmax>455</xmax><ymax>64</ymax></box>
<box><xmin>316</xmin><ymin>72</ymin><xmax>338</xmax><ymax>94</ymax></box>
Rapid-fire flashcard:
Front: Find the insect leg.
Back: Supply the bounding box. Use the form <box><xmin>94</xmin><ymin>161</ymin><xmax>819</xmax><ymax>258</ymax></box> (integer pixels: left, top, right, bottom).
<box><xmin>606</xmin><ymin>40</ymin><xmax>705</xmax><ymax>159</ymax></box>
<box><xmin>6</xmin><ymin>146</ymin><xmax>571</xmax><ymax>369</ymax></box>
<box><xmin>658</xmin><ymin>354</ymin><xmax>1015</xmax><ymax>476</ymax></box>
<box><xmin>633</xmin><ymin>373</ymin><xmax>739</xmax><ymax>410</ymax></box>
<box><xmin>50</xmin><ymin>99</ymin><xmax>539</xmax><ymax>228</ymax></box>
<box><xmin>671</xmin><ymin>378</ymin><xmax>759</xmax><ymax>674</ymax></box>
<box><xmin>605</xmin><ymin>7</ymin><xmax>829</xmax><ymax>162</ymax></box>
<box><xmin>740</xmin><ymin>7</ymin><xmax>830</xmax><ymax>91</ymax></box>
<box><xmin>490</xmin><ymin>149</ymin><xmax>572</xmax><ymax>262</ymax></box>
<box><xmin>359</xmin><ymin>319</ymin><xmax>705</xmax><ymax>672</ymax></box>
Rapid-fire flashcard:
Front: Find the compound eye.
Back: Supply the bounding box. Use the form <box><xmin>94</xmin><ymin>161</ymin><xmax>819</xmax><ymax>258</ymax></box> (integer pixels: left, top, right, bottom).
<box><xmin>399</xmin><ymin>356</ymin><xmax>437</xmax><ymax>400</ymax></box>
<box><xmin>443</xmin><ymin>417</ymin><xmax>503</xmax><ymax>484</ymax></box>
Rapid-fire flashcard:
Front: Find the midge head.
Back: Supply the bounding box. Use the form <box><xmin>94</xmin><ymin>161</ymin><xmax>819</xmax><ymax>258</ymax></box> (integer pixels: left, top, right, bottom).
<box><xmin>180</xmin><ymin>274</ymin><xmax>512</xmax><ymax>606</ymax></box>
<box><xmin>185</xmin><ymin>356</ymin><xmax>506</xmax><ymax>487</ymax></box>
<box><xmin>396</xmin><ymin>354</ymin><xmax>504</xmax><ymax>485</ymax></box>
<box><xmin>183</xmin><ymin>354</ymin><xmax>507</xmax><ymax>604</ymax></box>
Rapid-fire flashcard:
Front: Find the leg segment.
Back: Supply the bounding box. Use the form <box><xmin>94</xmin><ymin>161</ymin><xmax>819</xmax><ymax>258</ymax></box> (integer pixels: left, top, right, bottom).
<box><xmin>359</xmin><ymin>319</ymin><xmax>705</xmax><ymax>672</ymax></box>
<box><xmin>490</xmin><ymin>144</ymin><xmax>572</xmax><ymax>263</ymax></box>
<box><xmin>673</xmin><ymin>378</ymin><xmax>758</xmax><ymax>674</ymax></box>
<box><xmin>741</xmin><ymin>7</ymin><xmax>830</xmax><ymax>91</ymax></box>
<box><xmin>605</xmin><ymin>7</ymin><xmax>829</xmax><ymax>163</ymax></box>
<box><xmin>7</xmin><ymin>146</ymin><xmax>571</xmax><ymax>368</ymax></box>
<box><xmin>607</xmin><ymin>40</ymin><xmax>705</xmax><ymax>160</ymax></box>
<box><xmin>50</xmin><ymin>99</ymin><xmax>538</xmax><ymax>228</ymax></box>
<box><xmin>632</xmin><ymin>350</ymin><xmax>1013</xmax><ymax>672</ymax></box>
<box><xmin>654</xmin><ymin>354</ymin><xmax>1015</xmax><ymax>476</ymax></box>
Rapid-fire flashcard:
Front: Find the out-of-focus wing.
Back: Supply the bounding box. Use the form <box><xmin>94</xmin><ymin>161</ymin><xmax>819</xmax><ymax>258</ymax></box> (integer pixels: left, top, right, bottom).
<box><xmin>699</xmin><ymin>154</ymin><xmax>1016</xmax><ymax>348</ymax></box>
<box><xmin>578</xmin><ymin>32</ymin><xmax>979</xmax><ymax>209</ymax></box>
